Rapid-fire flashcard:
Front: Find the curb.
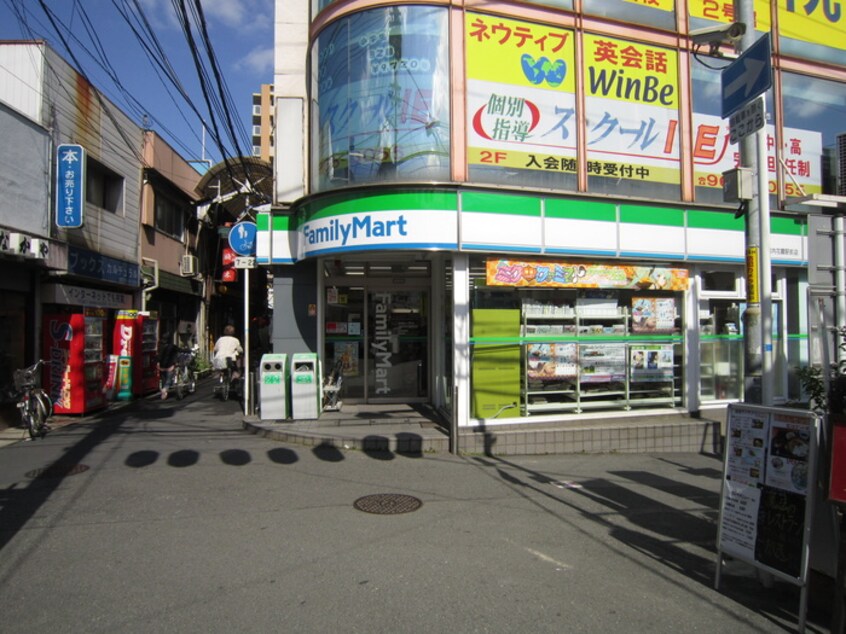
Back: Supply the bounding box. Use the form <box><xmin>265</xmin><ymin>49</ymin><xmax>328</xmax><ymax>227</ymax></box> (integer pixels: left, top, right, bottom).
<box><xmin>243</xmin><ymin>416</ymin><xmax>723</xmax><ymax>456</ymax></box>
<box><xmin>243</xmin><ymin>419</ymin><xmax>449</xmax><ymax>454</ymax></box>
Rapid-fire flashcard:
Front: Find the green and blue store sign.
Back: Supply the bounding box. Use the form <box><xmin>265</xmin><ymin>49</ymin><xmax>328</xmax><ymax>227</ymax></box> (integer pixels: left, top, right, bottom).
<box><xmin>256</xmin><ymin>187</ymin><xmax>807</xmax><ymax>266</ymax></box>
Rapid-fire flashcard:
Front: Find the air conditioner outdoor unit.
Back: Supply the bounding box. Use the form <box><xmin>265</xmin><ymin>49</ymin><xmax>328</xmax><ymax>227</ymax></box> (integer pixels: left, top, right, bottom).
<box><xmin>29</xmin><ymin>238</ymin><xmax>49</xmax><ymax>259</ymax></box>
<box><xmin>181</xmin><ymin>254</ymin><xmax>199</xmax><ymax>276</ymax></box>
<box><xmin>8</xmin><ymin>233</ymin><xmax>32</xmax><ymax>257</ymax></box>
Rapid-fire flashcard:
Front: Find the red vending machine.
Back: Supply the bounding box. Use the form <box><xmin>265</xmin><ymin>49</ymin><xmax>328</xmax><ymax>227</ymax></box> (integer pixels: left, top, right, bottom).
<box><xmin>113</xmin><ymin>310</ymin><xmax>160</xmax><ymax>397</ymax></box>
<box><xmin>135</xmin><ymin>311</ymin><xmax>160</xmax><ymax>395</ymax></box>
<box><xmin>43</xmin><ymin>308</ymin><xmax>107</xmax><ymax>415</ymax></box>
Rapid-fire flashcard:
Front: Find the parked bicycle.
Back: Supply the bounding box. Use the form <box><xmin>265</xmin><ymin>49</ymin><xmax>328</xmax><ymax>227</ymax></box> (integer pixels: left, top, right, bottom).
<box><xmin>161</xmin><ymin>346</ymin><xmax>198</xmax><ymax>400</ymax></box>
<box><xmin>13</xmin><ymin>359</ymin><xmax>52</xmax><ymax>440</ymax></box>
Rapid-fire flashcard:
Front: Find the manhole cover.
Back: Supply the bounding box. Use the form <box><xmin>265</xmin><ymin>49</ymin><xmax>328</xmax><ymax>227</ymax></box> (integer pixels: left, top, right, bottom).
<box><xmin>26</xmin><ymin>464</ymin><xmax>90</xmax><ymax>479</ymax></box>
<box><xmin>353</xmin><ymin>493</ymin><xmax>422</xmax><ymax>515</ymax></box>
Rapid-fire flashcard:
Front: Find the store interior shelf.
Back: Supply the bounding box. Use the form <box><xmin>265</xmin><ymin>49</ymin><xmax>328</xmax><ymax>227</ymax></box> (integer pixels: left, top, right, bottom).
<box><xmin>519</xmin><ymin>293</ymin><xmax>681</xmax><ymax>415</ymax></box>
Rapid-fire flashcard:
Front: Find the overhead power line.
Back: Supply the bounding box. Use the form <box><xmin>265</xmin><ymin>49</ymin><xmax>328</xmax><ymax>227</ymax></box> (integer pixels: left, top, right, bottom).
<box><xmin>3</xmin><ymin>0</ymin><xmax>261</xmax><ymax>172</ymax></box>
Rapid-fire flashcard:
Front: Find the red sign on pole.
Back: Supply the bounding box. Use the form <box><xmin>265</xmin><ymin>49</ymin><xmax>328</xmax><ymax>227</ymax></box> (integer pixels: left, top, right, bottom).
<box><xmin>829</xmin><ymin>415</ymin><xmax>846</xmax><ymax>505</ymax></box>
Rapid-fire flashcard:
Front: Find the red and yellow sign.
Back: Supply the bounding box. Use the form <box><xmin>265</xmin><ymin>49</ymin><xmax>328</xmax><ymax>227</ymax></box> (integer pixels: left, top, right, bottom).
<box><xmin>486</xmin><ymin>259</ymin><xmax>690</xmax><ymax>290</ymax></box>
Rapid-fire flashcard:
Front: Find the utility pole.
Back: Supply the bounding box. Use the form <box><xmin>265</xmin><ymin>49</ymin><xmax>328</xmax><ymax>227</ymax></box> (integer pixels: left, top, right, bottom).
<box><xmin>734</xmin><ymin>0</ymin><xmax>772</xmax><ymax>406</ymax></box>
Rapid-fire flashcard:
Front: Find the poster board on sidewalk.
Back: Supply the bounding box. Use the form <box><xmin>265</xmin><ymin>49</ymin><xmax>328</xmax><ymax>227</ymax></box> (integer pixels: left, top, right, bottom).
<box><xmin>714</xmin><ymin>404</ymin><xmax>819</xmax><ymax>631</ymax></box>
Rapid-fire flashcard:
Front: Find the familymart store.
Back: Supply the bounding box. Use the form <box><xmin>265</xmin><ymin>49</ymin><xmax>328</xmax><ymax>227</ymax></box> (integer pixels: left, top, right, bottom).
<box><xmin>257</xmin><ymin>186</ymin><xmax>809</xmax><ymax>427</ymax></box>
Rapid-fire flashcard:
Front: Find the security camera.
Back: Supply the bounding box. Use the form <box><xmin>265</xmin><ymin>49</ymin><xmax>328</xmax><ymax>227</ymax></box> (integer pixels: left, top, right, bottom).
<box><xmin>690</xmin><ymin>22</ymin><xmax>747</xmax><ymax>49</ymax></box>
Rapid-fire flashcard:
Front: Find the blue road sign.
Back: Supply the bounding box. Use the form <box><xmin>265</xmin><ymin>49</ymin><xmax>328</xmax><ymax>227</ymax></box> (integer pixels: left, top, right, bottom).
<box><xmin>721</xmin><ymin>32</ymin><xmax>772</xmax><ymax>119</ymax></box>
<box><xmin>229</xmin><ymin>221</ymin><xmax>257</xmax><ymax>256</ymax></box>
<box><xmin>55</xmin><ymin>144</ymin><xmax>85</xmax><ymax>228</ymax></box>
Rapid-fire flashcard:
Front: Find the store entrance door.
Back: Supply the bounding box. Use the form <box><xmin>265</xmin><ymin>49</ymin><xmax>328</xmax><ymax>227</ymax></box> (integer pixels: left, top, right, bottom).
<box><xmin>367</xmin><ymin>289</ymin><xmax>428</xmax><ymax>402</ymax></box>
<box><xmin>324</xmin><ymin>282</ymin><xmax>429</xmax><ymax>404</ymax></box>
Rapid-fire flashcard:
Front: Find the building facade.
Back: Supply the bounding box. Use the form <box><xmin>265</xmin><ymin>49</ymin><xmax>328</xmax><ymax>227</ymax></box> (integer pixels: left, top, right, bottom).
<box><xmin>251</xmin><ymin>84</ymin><xmax>275</xmax><ymax>163</ymax></box>
<box><xmin>140</xmin><ymin>131</ymin><xmax>207</xmax><ymax>352</ymax></box>
<box><xmin>260</xmin><ymin>1</ymin><xmax>846</xmax><ymax>429</ymax></box>
<box><xmin>0</xmin><ymin>41</ymin><xmax>213</xmax><ymax>421</ymax></box>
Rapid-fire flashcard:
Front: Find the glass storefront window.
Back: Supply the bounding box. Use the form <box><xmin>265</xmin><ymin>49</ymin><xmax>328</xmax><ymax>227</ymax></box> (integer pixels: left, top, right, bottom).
<box><xmin>690</xmin><ymin>61</ymin><xmax>779</xmax><ymax>206</ymax></box>
<box><xmin>313</xmin><ymin>0</ymin><xmax>336</xmax><ymax>16</ymax></box>
<box><xmin>781</xmin><ymin>73</ymin><xmax>846</xmax><ymax>203</ymax></box>
<box><xmin>518</xmin><ymin>0</ymin><xmax>574</xmax><ymax>9</ymax></box>
<box><xmin>699</xmin><ymin>299</ymin><xmax>743</xmax><ymax>402</ymax></box>
<box><xmin>322</xmin><ymin>258</ymin><xmax>432</xmax><ymax>403</ymax></box>
<box><xmin>701</xmin><ymin>270</ymin><xmax>738</xmax><ymax>293</ymax></box>
<box><xmin>324</xmin><ymin>286</ymin><xmax>366</xmax><ymax>401</ymax></box>
<box><xmin>469</xmin><ymin>257</ymin><xmax>686</xmax><ymax>417</ymax></box>
<box><xmin>311</xmin><ymin>6</ymin><xmax>450</xmax><ymax>192</ymax></box>
<box><xmin>583</xmin><ymin>0</ymin><xmax>676</xmax><ymax>31</ymax></box>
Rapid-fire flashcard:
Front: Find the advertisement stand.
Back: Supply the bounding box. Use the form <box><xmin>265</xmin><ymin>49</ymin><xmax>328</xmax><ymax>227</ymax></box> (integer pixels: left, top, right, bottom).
<box><xmin>714</xmin><ymin>404</ymin><xmax>819</xmax><ymax>633</ymax></box>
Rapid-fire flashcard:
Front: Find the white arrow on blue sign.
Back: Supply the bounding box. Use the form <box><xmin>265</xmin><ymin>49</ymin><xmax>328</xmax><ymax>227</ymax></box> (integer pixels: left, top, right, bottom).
<box><xmin>721</xmin><ymin>32</ymin><xmax>772</xmax><ymax>119</ymax></box>
<box><xmin>228</xmin><ymin>221</ymin><xmax>257</xmax><ymax>256</ymax></box>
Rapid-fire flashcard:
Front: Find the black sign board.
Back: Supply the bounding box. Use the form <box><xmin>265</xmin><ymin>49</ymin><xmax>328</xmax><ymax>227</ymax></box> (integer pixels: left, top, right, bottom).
<box><xmin>714</xmin><ymin>404</ymin><xmax>818</xmax><ymax>632</ymax></box>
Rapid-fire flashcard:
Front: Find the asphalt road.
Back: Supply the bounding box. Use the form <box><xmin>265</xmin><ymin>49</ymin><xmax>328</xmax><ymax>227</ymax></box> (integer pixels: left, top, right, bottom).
<box><xmin>0</xmin><ymin>382</ymin><xmax>832</xmax><ymax>633</ymax></box>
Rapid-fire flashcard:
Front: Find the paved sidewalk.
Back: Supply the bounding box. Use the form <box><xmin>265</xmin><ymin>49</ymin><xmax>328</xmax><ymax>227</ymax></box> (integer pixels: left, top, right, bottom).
<box><xmin>3</xmin><ymin>389</ymin><xmax>728</xmax><ymax>456</ymax></box>
<box><xmin>244</xmin><ymin>405</ymin><xmax>727</xmax><ymax>456</ymax></box>
<box><xmin>0</xmin><ymin>384</ymin><xmax>838</xmax><ymax>632</ymax></box>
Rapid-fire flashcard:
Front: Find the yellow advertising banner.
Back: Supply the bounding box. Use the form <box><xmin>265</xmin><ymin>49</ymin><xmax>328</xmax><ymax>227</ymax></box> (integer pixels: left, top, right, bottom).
<box><xmin>624</xmin><ymin>0</ymin><xmax>674</xmax><ymax>11</ymax></box>
<box><xmin>486</xmin><ymin>259</ymin><xmax>690</xmax><ymax>290</ymax></box>
<box><xmin>583</xmin><ymin>34</ymin><xmax>678</xmax><ymax>109</ymax></box>
<box><xmin>689</xmin><ymin>1</ymin><xmax>845</xmax><ymax>50</ymax></box>
<box><xmin>465</xmin><ymin>13</ymin><xmax>575</xmax><ymax>91</ymax></box>
<box><xmin>778</xmin><ymin>2</ymin><xmax>845</xmax><ymax>51</ymax></box>
<box><xmin>746</xmin><ymin>246</ymin><xmax>760</xmax><ymax>304</ymax></box>
<box><xmin>467</xmin><ymin>147</ymin><xmax>682</xmax><ymax>185</ymax></box>
<box><xmin>688</xmin><ymin>0</ymin><xmax>772</xmax><ymax>31</ymax></box>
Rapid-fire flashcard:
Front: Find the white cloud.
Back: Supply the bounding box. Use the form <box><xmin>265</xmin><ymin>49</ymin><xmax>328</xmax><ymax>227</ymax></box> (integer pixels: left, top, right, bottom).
<box><xmin>198</xmin><ymin>0</ymin><xmax>247</xmax><ymax>27</ymax></box>
<box><xmin>137</xmin><ymin>0</ymin><xmax>273</xmax><ymax>31</ymax></box>
<box><xmin>199</xmin><ymin>0</ymin><xmax>273</xmax><ymax>29</ymax></box>
<box><xmin>237</xmin><ymin>46</ymin><xmax>274</xmax><ymax>75</ymax></box>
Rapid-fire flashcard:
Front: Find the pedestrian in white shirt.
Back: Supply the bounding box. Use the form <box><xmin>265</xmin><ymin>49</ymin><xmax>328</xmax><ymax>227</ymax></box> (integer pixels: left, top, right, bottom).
<box><xmin>213</xmin><ymin>325</ymin><xmax>243</xmax><ymax>379</ymax></box>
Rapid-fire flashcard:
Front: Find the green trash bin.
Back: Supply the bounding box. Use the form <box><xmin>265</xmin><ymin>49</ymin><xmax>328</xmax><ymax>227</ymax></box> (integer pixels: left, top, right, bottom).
<box><xmin>259</xmin><ymin>353</ymin><xmax>288</xmax><ymax>420</ymax></box>
<box><xmin>291</xmin><ymin>353</ymin><xmax>321</xmax><ymax>419</ymax></box>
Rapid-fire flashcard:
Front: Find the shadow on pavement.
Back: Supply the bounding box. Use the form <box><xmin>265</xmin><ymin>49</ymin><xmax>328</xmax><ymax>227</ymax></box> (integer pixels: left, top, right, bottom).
<box><xmin>469</xmin><ymin>452</ymin><xmax>829</xmax><ymax>633</ymax></box>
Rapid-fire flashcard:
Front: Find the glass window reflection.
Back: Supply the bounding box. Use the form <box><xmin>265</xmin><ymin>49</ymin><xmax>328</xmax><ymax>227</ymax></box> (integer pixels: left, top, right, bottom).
<box><xmin>781</xmin><ymin>73</ymin><xmax>846</xmax><ymax>200</ymax></box>
<box><xmin>311</xmin><ymin>6</ymin><xmax>450</xmax><ymax>191</ymax></box>
<box><xmin>583</xmin><ymin>0</ymin><xmax>676</xmax><ymax>30</ymax></box>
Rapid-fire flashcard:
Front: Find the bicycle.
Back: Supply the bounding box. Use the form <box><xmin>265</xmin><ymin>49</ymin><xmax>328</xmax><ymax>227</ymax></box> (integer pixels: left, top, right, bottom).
<box><xmin>13</xmin><ymin>360</ymin><xmax>52</xmax><ymax>440</ymax></box>
<box><xmin>159</xmin><ymin>347</ymin><xmax>198</xmax><ymax>400</ymax></box>
<box><xmin>172</xmin><ymin>347</ymin><xmax>198</xmax><ymax>400</ymax></box>
<box><xmin>213</xmin><ymin>357</ymin><xmax>241</xmax><ymax>401</ymax></box>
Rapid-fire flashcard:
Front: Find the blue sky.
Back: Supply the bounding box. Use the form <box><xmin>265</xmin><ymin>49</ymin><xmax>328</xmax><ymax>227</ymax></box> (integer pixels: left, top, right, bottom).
<box><xmin>0</xmin><ymin>0</ymin><xmax>275</xmax><ymax>166</ymax></box>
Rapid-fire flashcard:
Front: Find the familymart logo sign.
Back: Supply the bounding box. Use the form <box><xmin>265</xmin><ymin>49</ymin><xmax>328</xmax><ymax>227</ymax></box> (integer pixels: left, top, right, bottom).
<box><xmin>304</xmin><ymin>214</ymin><xmax>409</xmax><ymax>247</ymax></box>
<box><xmin>299</xmin><ymin>209</ymin><xmax>457</xmax><ymax>256</ymax></box>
